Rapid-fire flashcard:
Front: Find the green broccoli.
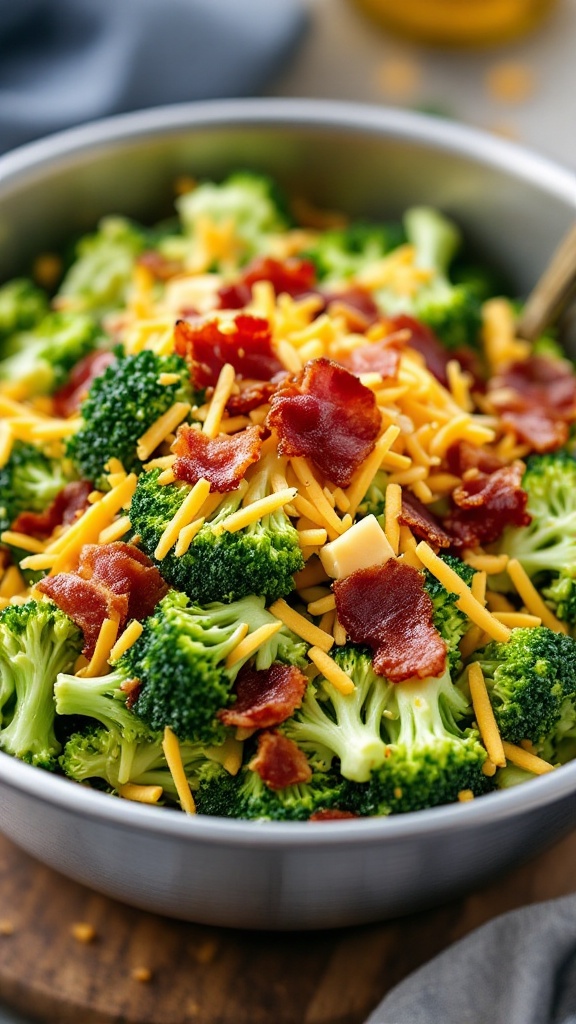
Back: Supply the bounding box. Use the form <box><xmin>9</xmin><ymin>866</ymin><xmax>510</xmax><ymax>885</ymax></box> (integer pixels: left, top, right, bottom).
<box><xmin>0</xmin><ymin>311</ymin><xmax>104</xmax><ymax>397</ymax></box>
<box><xmin>492</xmin><ymin>453</ymin><xmax>576</xmax><ymax>624</ymax></box>
<box><xmin>0</xmin><ymin>600</ymin><xmax>83</xmax><ymax>768</ymax></box>
<box><xmin>305</xmin><ymin>222</ymin><xmax>405</xmax><ymax>285</ymax></box>
<box><xmin>495</xmin><ymin>763</ymin><xmax>537</xmax><ymax>788</ymax></box>
<box><xmin>0</xmin><ymin>440</ymin><xmax>76</xmax><ymax>536</ymax></box>
<box><xmin>195</xmin><ymin>760</ymin><xmax>348</xmax><ymax>821</ymax></box>
<box><xmin>423</xmin><ymin>553</ymin><xmax>476</xmax><ymax>673</ymax></box>
<box><xmin>66</xmin><ymin>349</ymin><xmax>194</xmax><ymax>488</ymax></box>
<box><xmin>130</xmin><ymin>455</ymin><xmax>304</xmax><ymax>605</ymax></box>
<box><xmin>164</xmin><ymin>171</ymin><xmax>292</xmax><ymax>268</ymax></box>
<box><xmin>56</xmin><ymin>216</ymin><xmax>147</xmax><ymax>313</ymax></box>
<box><xmin>466</xmin><ymin>626</ymin><xmax>576</xmax><ymax>748</ymax></box>
<box><xmin>0</xmin><ymin>278</ymin><xmax>48</xmax><ymax>341</ymax></box>
<box><xmin>128</xmin><ymin>589</ymin><xmax>307</xmax><ymax>745</ymax></box>
<box><xmin>373</xmin><ymin>206</ymin><xmax>482</xmax><ymax>350</ymax></box>
<box><xmin>355</xmin><ymin>469</ymin><xmax>388</xmax><ymax>521</ymax></box>
<box><xmin>343</xmin><ymin>669</ymin><xmax>489</xmax><ymax>815</ymax></box>
<box><xmin>283</xmin><ymin>644</ymin><xmax>391</xmax><ymax>783</ymax></box>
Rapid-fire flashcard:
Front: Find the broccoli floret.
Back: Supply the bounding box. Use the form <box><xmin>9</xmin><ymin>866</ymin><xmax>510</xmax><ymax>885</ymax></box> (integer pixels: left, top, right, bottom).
<box><xmin>0</xmin><ymin>311</ymin><xmax>104</xmax><ymax>398</ymax></box>
<box><xmin>492</xmin><ymin>453</ymin><xmax>576</xmax><ymax>624</ymax></box>
<box><xmin>373</xmin><ymin>206</ymin><xmax>482</xmax><ymax>350</ymax></box>
<box><xmin>0</xmin><ymin>278</ymin><xmax>48</xmax><ymax>341</ymax></box>
<box><xmin>356</xmin><ymin>469</ymin><xmax>388</xmax><ymax>520</ymax></box>
<box><xmin>196</xmin><ymin>761</ymin><xmax>347</xmax><ymax>821</ymax></box>
<box><xmin>344</xmin><ymin>669</ymin><xmax>489</xmax><ymax>815</ymax></box>
<box><xmin>0</xmin><ymin>440</ymin><xmax>76</xmax><ymax>535</ymax></box>
<box><xmin>170</xmin><ymin>172</ymin><xmax>292</xmax><ymax>268</ymax></box>
<box><xmin>423</xmin><ymin>553</ymin><xmax>476</xmax><ymax>673</ymax></box>
<box><xmin>129</xmin><ymin>589</ymin><xmax>307</xmax><ymax>745</ymax></box>
<box><xmin>495</xmin><ymin>763</ymin><xmax>537</xmax><ymax>789</ymax></box>
<box><xmin>283</xmin><ymin>645</ymin><xmax>391</xmax><ymax>783</ymax></box>
<box><xmin>66</xmin><ymin>349</ymin><xmax>194</xmax><ymax>488</ymax></box>
<box><xmin>305</xmin><ymin>222</ymin><xmax>405</xmax><ymax>285</ymax></box>
<box><xmin>56</xmin><ymin>216</ymin><xmax>147</xmax><ymax>313</ymax></box>
<box><xmin>467</xmin><ymin>626</ymin><xmax>576</xmax><ymax>748</ymax></box>
<box><xmin>130</xmin><ymin>455</ymin><xmax>304</xmax><ymax>604</ymax></box>
<box><xmin>0</xmin><ymin>600</ymin><xmax>83</xmax><ymax>768</ymax></box>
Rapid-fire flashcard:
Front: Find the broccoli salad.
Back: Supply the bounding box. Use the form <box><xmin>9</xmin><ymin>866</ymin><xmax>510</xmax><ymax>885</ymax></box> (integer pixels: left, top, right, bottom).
<box><xmin>0</xmin><ymin>170</ymin><xmax>575</xmax><ymax>820</ymax></box>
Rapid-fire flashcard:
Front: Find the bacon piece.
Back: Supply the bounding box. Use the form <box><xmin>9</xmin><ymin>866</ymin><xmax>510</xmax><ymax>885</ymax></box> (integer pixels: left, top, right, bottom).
<box><xmin>218</xmin><ymin>664</ymin><xmax>308</xmax><ymax>729</ymax></box>
<box><xmin>52</xmin><ymin>350</ymin><xmax>116</xmax><ymax>418</ymax></box>
<box><xmin>399</xmin><ymin>490</ymin><xmax>452</xmax><ymax>550</ymax></box>
<box><xmin>218</xmin><ymin>256</ymin><xmax>317</xmax><ymax>309</ymax></box>
<box><xmin>267</xmin><ymin>357</ymin><xmax>381</xmax><ymax>487</ymax></box>
<box><xmin>172</xmin><ymin>423</ymin><xmax>262</xmax><ymax>492</ymax></box>
<box><xmin>489</xmin><ymin>356</ymin><xmax>576</xmax><ymax>453</ymax></box>
<box><xmin>137</xmin><ymin>250</ymin><xmax>183</xmax><ymax>281</ymax></box>
<box><xmin>12</xmin><ymin>481</ymin><xmax>92</xmax><ymax>539</ymax></box>
<box><xmin>340</xmin><ymin>338</ymin><xmax>401</xmax><ymax>380</ymax></box>
<box><xmin>120</xmin><ymin>678</ymin><xmax>143</xmax><ymax>710</ymax></box>
<box><xmin>334</xmin><ymin>560</ymin><xmax>447</xmax><ymax>682</ymax></box>
<box><xmin>384</xmin><ymin>315</ymin><xmax>450</xmax><ymax>386</ymax></box>
<box><xmin>324</xmin><ymin>287</ymin><xmax>379</xmax><ymax>332</ymax></box>
<box><xmin>309</xmin><ymin>809</ymin><xmax>359</xmax><ymax>821</ymax></box>
<box><xmin>445</xmin><ymin>461</ymin><xmax>531</xmax><ymax>548</ymax></box>
<box><xmin>446</xmin><ymin>440</ymin><xmax>506</xmax><ymax>477</ymax></box>
<box><xmin>76</xmin><ymin>542</ymin><xmax>168</xmax><ymax>622</ymax></box>
<box><xmin>250</xmin><ymin>731</ymin><xmax>312</xmax><ymax>790</ymax></box>
<box><xmin>37</xmin><ymin>574</ymin><xmax>128</xmax><ymax>658</ymax></box>
<box><xmin>226</xmin><ymin>378</ymin><xmax>284</xmax><ymax>416</ymax></box>
<box><xmin>174</xmin><ymin>314</ymin><xmax>283</xmax><ymax>390</ymax></box>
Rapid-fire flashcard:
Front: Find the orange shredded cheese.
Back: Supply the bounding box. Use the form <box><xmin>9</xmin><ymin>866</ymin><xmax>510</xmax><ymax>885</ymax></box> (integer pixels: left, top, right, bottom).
<box><xmin>78</xmin><ymin>617</ymin><xmax>121</xmax><ymax>678</ymax></box>
<box><xmin>308</xmin><ymin>646</ymin><xmax>355</xmax><ymax>694</ymax></box>
<box><xmin>467</xmin><ymin>662</ymin><xmax>506</xmax><ymax>768</ymax></box>
<box><xmin>118</xmin><ymin>783</ymin><xmax>163</xmax><ymax>804</ymax></box>
<box><xmin>225</xmin><ymin>621</ymin><xmax>281</xmax><ymax>669</ymax></box>
<box><xmin>501</xmin><ymin>740</ymin><xmax>555</xmax><ymax>775</ymax></box>
<box><xmin>162</xmin><ymin>727</ymin><xmax>196</xmax><ymax>814</ymax></box>
<box><xmin>269</xmin><ymin>598</ymin><xmax>334</xmax><ymax>653</ymax></box>
<box><xmin>384</xmin><ymin>482</ymin><xmax>402</xmax><ymax>555</ymax></box>
<box><xmin>109</xmin><ymin>620</ymin><xmax>144</xmax><ymax>663</ymax></box>
<box><xmin>154</xmin><ymin>478</ymin><xmax>211</xmax><ymax>559</ymax></box>
<box><xmin>506</xmin><ymin>559</ymin><xmax>568</xmax><ymax>634</ymax></box>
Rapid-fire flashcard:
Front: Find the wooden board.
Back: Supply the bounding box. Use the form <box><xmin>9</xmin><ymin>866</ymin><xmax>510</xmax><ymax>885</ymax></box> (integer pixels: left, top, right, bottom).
<box><xmin>1</xmin><ymin>828</ymin><xmax>576</xmax><ymax>1024</ymax></box>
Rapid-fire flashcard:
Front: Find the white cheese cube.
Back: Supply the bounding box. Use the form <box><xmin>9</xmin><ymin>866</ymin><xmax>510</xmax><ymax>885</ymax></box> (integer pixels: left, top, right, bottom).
<box><xmin>319</xmin><ymin>514</ymin><xmax>395</xmax><ymax>579</ymax></box>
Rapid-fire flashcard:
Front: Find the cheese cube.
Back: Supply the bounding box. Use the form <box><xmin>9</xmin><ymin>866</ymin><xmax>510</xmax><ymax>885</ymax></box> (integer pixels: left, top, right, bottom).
<box><xmin>319</xmin><ymin>514</ymin><xmax>395</xmax><ymax>579</ymax></box>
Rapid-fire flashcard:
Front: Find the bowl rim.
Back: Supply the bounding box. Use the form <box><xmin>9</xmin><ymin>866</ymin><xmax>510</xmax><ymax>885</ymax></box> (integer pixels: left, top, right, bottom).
<box><xmin>1</xmin><ymin>97</ymin><xmax>576</xmax><ymax>848</ymax></box>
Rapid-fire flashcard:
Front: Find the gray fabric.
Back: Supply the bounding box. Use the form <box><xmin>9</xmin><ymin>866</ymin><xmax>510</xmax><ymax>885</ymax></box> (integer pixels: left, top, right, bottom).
<box><xmin>366</xmin><ymin>893</ymin><xmax>576</xmax><ymax>1024</ymax></box>
<box><xmin>0</xmin><ymin>0</ymin><xmax>307</xmax><ymax>154</ymax></box>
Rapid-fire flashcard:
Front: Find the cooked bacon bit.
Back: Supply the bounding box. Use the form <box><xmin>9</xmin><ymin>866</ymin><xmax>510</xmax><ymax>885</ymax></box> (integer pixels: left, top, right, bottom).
<box><xmin>218</xmin><ymin>664</ymin><xmax>308</xmax><ymax>729</ymax></box>
<box><xmin>76</xmin><ymin>542</ymin><xmax>168</xmax><ymax>622</ymax></box>
<box><xmin>399</xmin><ymin>490</ymin><xmax>452</xmax><ymax>549</ymax></box>
<box><xmin>384</xmin><ymin>315</ymin><xmax>450</xmax><ymax>386</ymax></box>
<box><xmin>488</xmin><ymin>356</ymin><xmax>576</xmax><ymax>453</ymax></box>
<box><xmin>334</xmin><ymin>560</ymin><xmax>447</xmax><ymax>682</ymax></box>
<box><xmin>267</xmin><ymin>357</ymin><xmax>381</xmax><ymax>487</ymax></box>
<box><xmin>120</xmin><ymin>678</ymin><xmax>142</xmax><ymax>709</ymax></box>
<box><xmin>250</xmin><ymin>730</ymin><xmax>312</xmax><ymax>790</ymax></box>
<box><xmin>226</xmin><ymin>377</ymin><xmax>285</xmax><ymax>416</ymax></box>
<box><xmin>172</xmin><ymin>423</ymin><xmax>262</xmax><ymax>492</ymax></box>
<box><xmin>446</xmin><ymin>440</ymin><xmax>506</xmax><ymax>477</ymax></box>
<box><xmin>217</xmin><ymin>256</ymin><xmax>317</xmax><ymax>308</ymax></box>
<box><xmin>37</xmin><ymin>574</ymin><xmax>127</xmax><ymax>658</ymax></box>
<box><xmin>340</xmin><ymin>338</ymin><xmax>401</xmax><ymax>380</ymax></box>
<box><xmin>137</xmin><ymin>250</ymin><xmax>183</xmax><ymax>281</ymax></box>
<box><xmin>445</xmin><ymin>461</ymin><xmax>530</xmax><ymax>548</ymax></box>
<box><xmin>325</xmin><ymin>287</ymin><xmax>379</xmax><ymax>331</ymax></box>
<box><xmin>12</xmin><ymin>480</ymin><xmax>93</xmax><ymax>538</ymax></box>
<box><xmin>309</xmin><ymin>808</ymin><xmax>359</xmax><ymax>821</ymax></box>
<box><xmin>174</xmin><ymin>314</ymin><xmax>283</xmax><ymax>389</ymax></box>
<box><xmin>53</xmin><ymin>350</ymin><xmax>116</xmax><ymax>418</ymax></box>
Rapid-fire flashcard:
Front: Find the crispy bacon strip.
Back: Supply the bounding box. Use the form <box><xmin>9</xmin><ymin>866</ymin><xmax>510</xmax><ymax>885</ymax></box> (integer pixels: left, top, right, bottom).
<box><xmin>334</xmin><ymin>560</ymin><xmax>447</xmax><ymax>682</ymax></box>
<box><xmin>76</xmin><ymin>542</ymin><xmax>168</xmax><ymax>622</ymax></box>
<box><xmin>250</xmin><ymin>730</ymin><xmax>312</xmax><ymax>790</ymax></box>
<box><xmin>446</xmin><ymin>440</ymin><xmax>506</xmax><ymax>477</ymax></box>
<box><xmin>218</xmin><ymin>256</ymin><xmax>317</xmax><ymax>309</ymax></box>
<box><xmin>37</xmin><ymin>574</ymin><xmax>128</xmax><ymax>658</ymax></box>
<box><xmin>309</xmin><ymin>809</ymin><xmax>359</xmax><ymax>821</ymax></box>
<box><xmin>340</xmin><ymin>338</ymin><xmax>401</xmax><ymax>380</ymax></box>
<box><xmin>445</xmin><ymin>461</ymin><xmax>531</xmax><ymax>548</ymax></box>
<box><xmin>489</xmin><ymin>356</ymin><xmax>576</xmax><ymax>453</ymax></box>
<box><xmin>137</xmin><ymin>250</ymin><xmax>183</xmax><ymax>281</ymax></box>
<box><xmin>218</xmin><ymin>663</ymin><xmax>308</xmax><ymax>730</ymax></box>
<box><xmin>172</xmin><ymin>423</ymin><xmax>262</xmax><ymax>492</ymax></box>
<box><xmin>399</xmin><ymin>490</ymin><xmax>452</xmax><ymax>550</ymax></box>
<box><xmin>226</xmin><ymin>378</ymin><xmax>285</xmax><ymax>416</ymax></box>
<box><xmin>11</xmin><ymin>481</ymin><xmax>92</xmax><ymax>539</ymax></box>
<box><xmin>52</xmin><ymin>350</ymin><xmax>116</xmax><ymax>418</ymax></box>
<box><xmin>384</xmin><ymin>314</ymin><xmax>450</xmax><ymax>386</ymax></box>
<box><xmin>267</xmin><ymin>357</ymin><xmax>381</xmax><ymax>487</ymax></box>
<box><xmin>174</xmin><ymin>314</ymin><xmax>283</xmax><ymax>389</ymax></box>
<box><xmin>324</xmin><ymin>287</ymin><xmax>379</xmax><ymax>332</ymax></box>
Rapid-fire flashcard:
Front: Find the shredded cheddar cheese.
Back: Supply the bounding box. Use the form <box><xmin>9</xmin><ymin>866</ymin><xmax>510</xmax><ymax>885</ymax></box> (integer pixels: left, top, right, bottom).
<box><xmin>506</xmin><ymin>559</ymin><xmax>569</xmax><ymax>634</ymax></box>
<box><xmin>109</xmin><ymin>620</ymin><xmax>144</xmax><ymax>663</ymax></box>
<box><xmin>307</xmin><ymin>646</ymin><xmax>355</xmax><ymax>695</ymax></box>
<box><xmin>501</xmin><ymin>740</ymin><xmax>555</xmax><ymax>775</ymax></box>
<box><xmin>162</xmin><ymin>727</ymin><xmax>196</xmax><ymax>814</ymax></box>
<box><xmin>269</xmin><ymin>599</ymin><xmax>334</xmax><ymax>653</ymax></box>
<box><xmin>136</xmin><ymin>401</ymin><xmax>191</xmax><ymax>461</ymax></box>
<box><xmin>224</xmin><ymin>621</ymin><xmax>281</xmax><ymax>669</ymax></box>
<box><xmin>467</xmin><ymin>662</ymin><xmax>506</xmax><ymax>768</ymax></box>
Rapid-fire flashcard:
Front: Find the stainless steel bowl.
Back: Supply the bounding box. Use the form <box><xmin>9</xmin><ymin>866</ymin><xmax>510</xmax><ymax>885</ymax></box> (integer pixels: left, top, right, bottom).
<box><xmin>1</xmin><ymin>99</ymin><xmax>576</xmax><ymax>930</ymax></box>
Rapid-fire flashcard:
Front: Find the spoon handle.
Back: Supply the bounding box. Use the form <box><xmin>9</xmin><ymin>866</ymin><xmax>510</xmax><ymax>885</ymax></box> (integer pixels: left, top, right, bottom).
<box><xmin>517</xmin><ymin>221</ymin><xmax>576</xmax><ymax>341</ymax></box>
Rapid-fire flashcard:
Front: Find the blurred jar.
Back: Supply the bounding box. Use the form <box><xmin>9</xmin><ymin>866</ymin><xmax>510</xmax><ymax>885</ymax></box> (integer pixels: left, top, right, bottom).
<box><xmin>350</xmin><ymin>0</ymin><xmax>558</xmax><ymax>46</ymax></box>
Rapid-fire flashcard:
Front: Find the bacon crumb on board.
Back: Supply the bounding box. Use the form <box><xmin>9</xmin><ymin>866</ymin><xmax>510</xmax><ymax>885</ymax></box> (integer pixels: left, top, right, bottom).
<box><xmin>250</xmin><ymin>730</ymin><xmax>312</xmax><ymax>789</ymax></box>
<box><xmin>445</xmin><ymin>461</ymin><xmax>530</xmax><ymax>548</ymax></box>
<box><xmin>174</xmin><ymin>313</ymin><xmax>283</xmax><ymax>389</ymax></box>
<box><xmin>12</xmin><ymin>480</ymin><xmax>93</xmax><ymax>538</ymax></box>
<box><xmin>334</xmin><ymin>560</ymin><xmax>447</xmax><ymax>681</ymax></box>
<box><xmin>218</xmin><ymin>663</ymin><xmax>308</xmax><ymax>730</ymax></box>
<box><xmin>172</xmin><ymin>423</ymin><xmax>262</xmax><ymax>491</ymax></box>
<box><xmin>399</xmin><ymin>490</ymin><xmax>452</xmax><ymax>549</ymax></box>
<box><xmin>266</xmin><ymin>357</ymin><xmax>381</xmax><ymax>487</ymax></box>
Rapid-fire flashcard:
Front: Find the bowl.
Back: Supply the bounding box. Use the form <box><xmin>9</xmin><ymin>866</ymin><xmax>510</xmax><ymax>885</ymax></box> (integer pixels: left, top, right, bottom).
<box><xmin>1</xmin><ymin>99</ymin><xmax>576</xmax><ymax>931</ymax></box>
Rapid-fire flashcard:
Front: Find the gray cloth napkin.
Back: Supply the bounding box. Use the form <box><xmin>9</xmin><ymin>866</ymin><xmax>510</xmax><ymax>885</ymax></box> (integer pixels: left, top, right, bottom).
<box><xmin>0</xmin><ymin>0</ymin><xmax>306</xmax><ymax>154</ymax></box>
<box><xmin>366</xmin><ymin>893</ymin><xmax>576</xmax><ymax>1024</ymax></box>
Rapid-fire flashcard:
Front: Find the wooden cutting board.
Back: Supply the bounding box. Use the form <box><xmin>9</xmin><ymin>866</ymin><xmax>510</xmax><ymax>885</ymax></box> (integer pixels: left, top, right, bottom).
<box><xmin>1</xmin><ymin>828</ymin><xmax>576</xmax><ymax>1024</ymax></box>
